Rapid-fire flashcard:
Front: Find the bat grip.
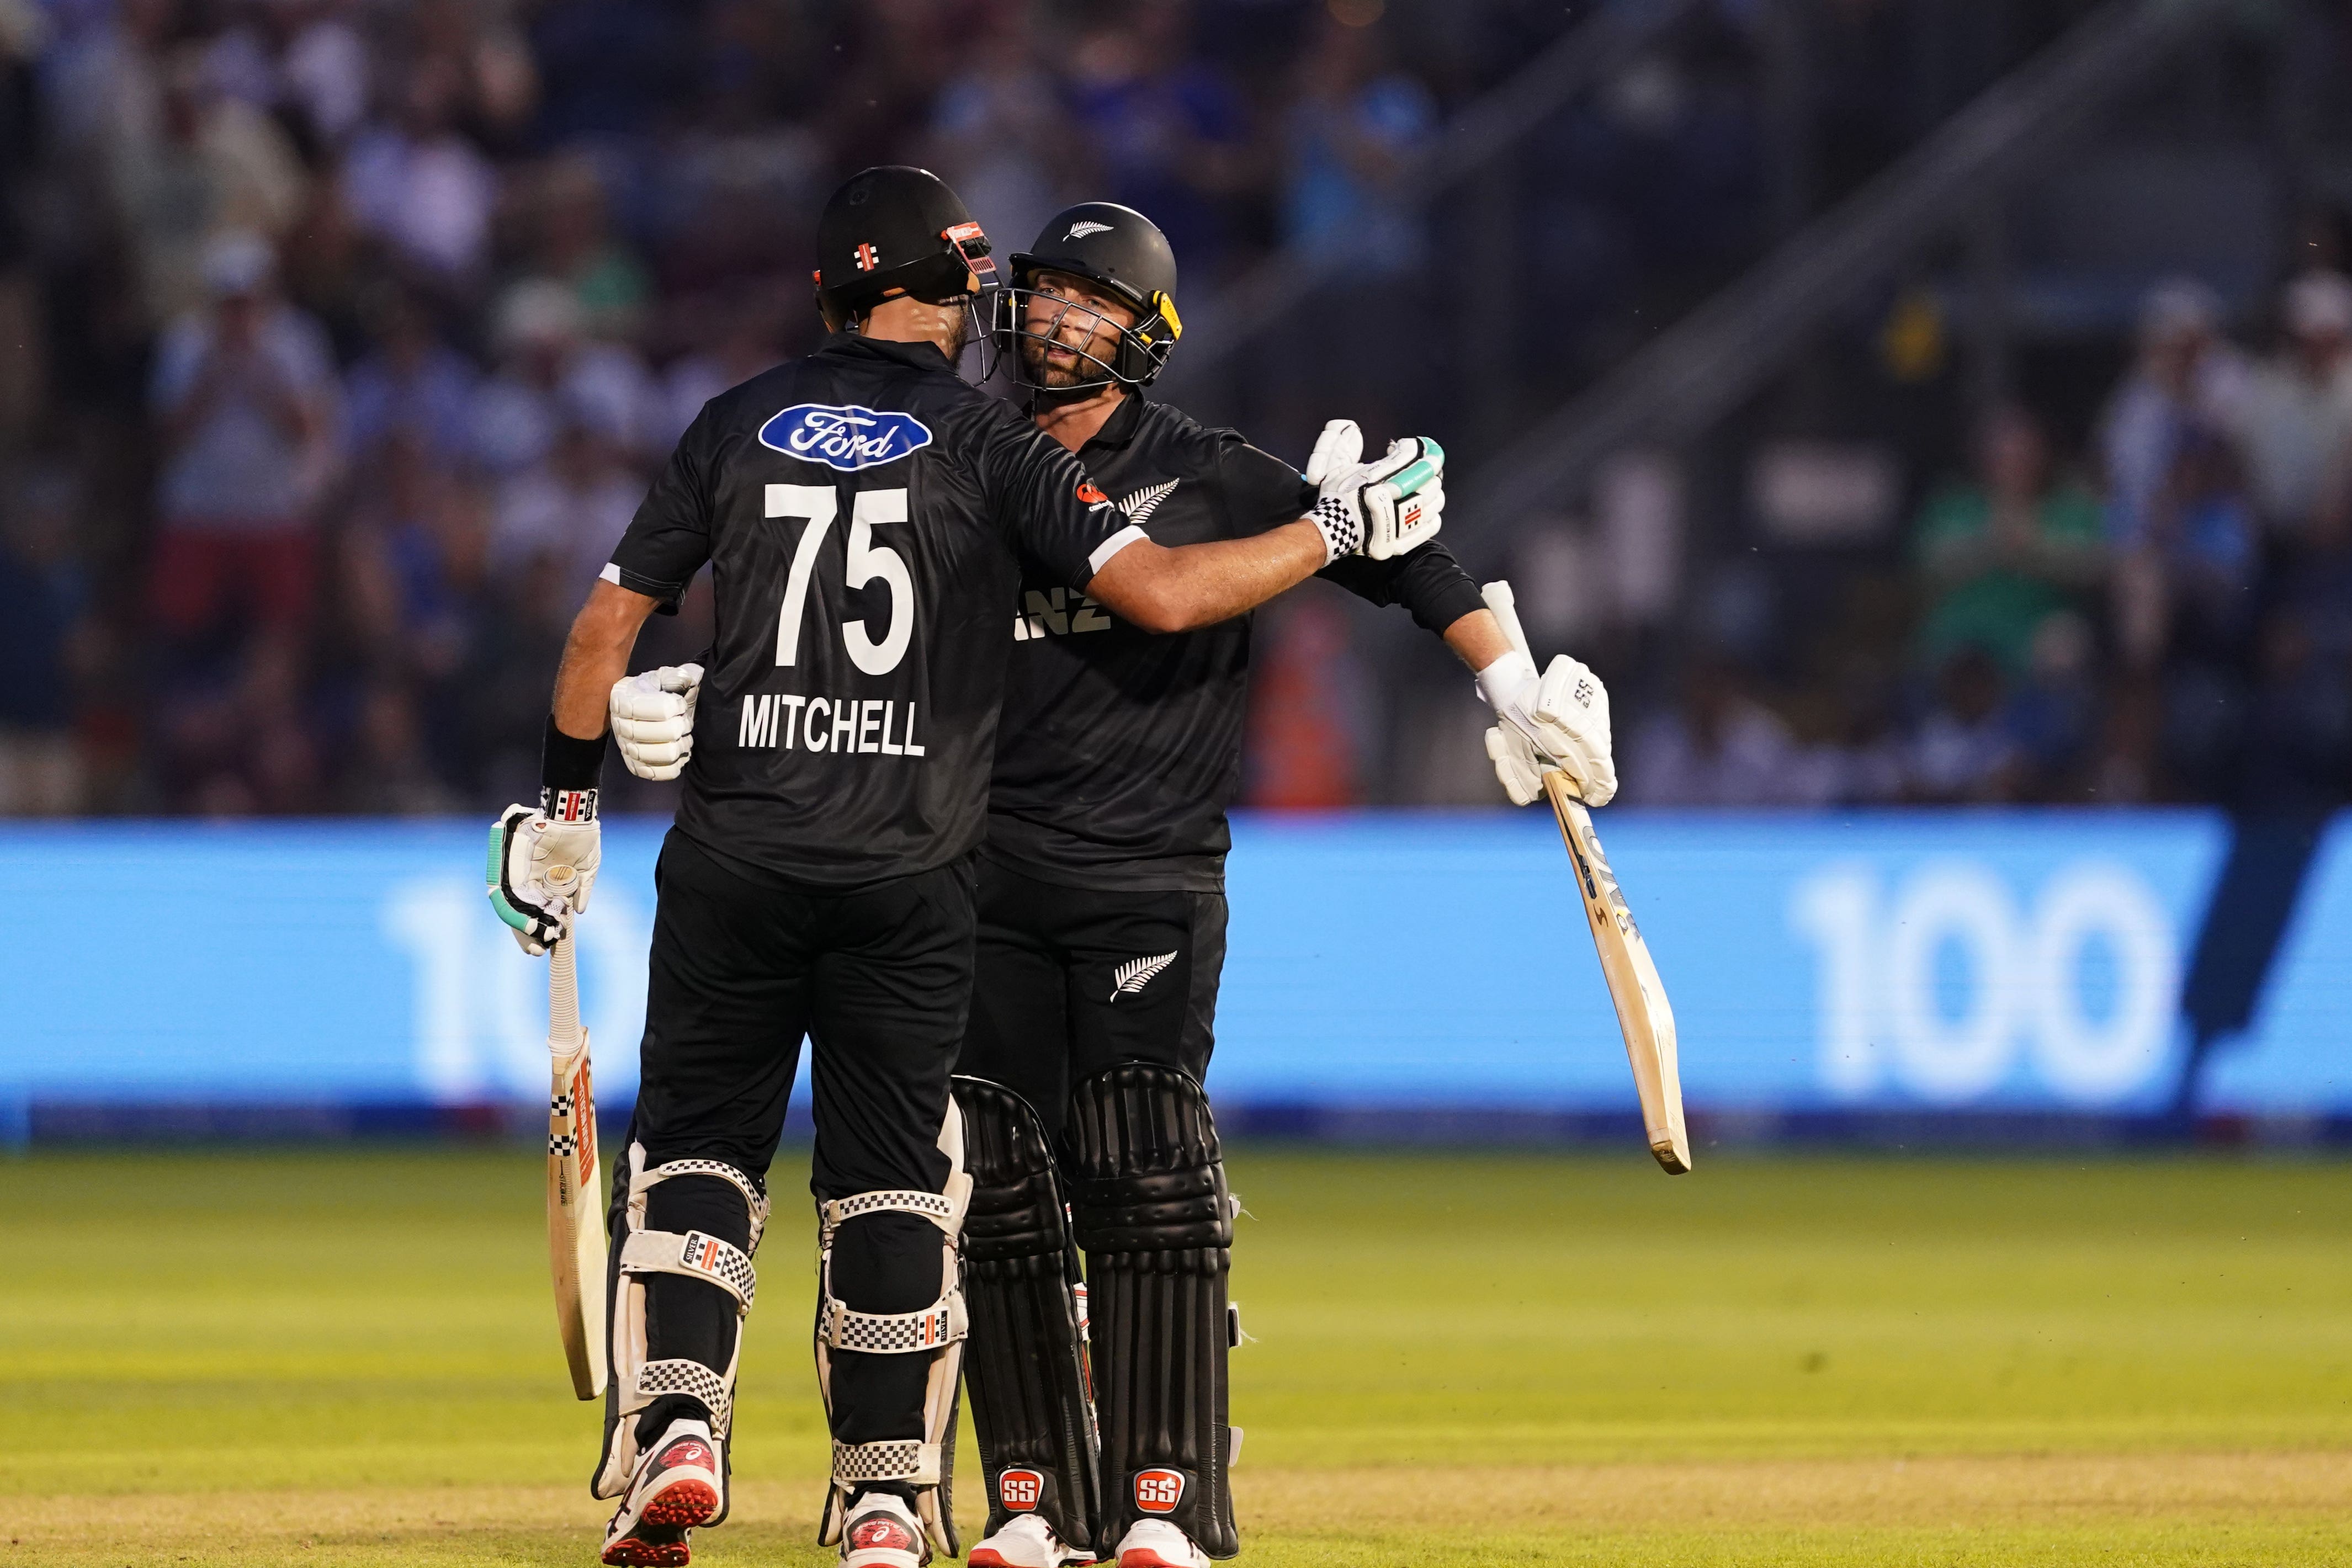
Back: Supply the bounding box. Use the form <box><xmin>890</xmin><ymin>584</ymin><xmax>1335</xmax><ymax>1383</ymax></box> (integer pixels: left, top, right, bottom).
<box><xmin>545</xmin><ymin>867</ymin><xmax>582</xmax><ymax>1051</ymax></box>
<box><xmin>548</xmin><ymin>932</ymin><xmax>581</xmax><ymax>1050</ymax></box>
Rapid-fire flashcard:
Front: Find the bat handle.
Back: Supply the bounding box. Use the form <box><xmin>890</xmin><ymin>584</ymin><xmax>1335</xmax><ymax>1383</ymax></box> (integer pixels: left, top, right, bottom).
<box><xmin>545</xmin><ymin>867</ymin><xmax>582</xmax><ymax>1051</ymax></box>
<box><xmin>549</xmin><ymin>933</ymin><xmax>581</xmax><ymax>1050</ymax></box>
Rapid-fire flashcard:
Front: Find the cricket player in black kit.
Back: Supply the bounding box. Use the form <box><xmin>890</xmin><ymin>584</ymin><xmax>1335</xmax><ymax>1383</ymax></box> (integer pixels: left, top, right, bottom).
<box><xmin>941</xmin><ymin>206</ymin><xmax>1624</xmax><ymax>1568</ymax></box>
<box><xmin>486</xmin><ymin>167</ymin><xmax>1456</xmax><ymax>1568</ymax></box>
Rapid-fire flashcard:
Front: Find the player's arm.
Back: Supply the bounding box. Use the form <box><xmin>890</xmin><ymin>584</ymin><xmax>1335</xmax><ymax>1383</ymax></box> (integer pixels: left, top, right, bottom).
<box><xmin>489</xmin><ymin>580</ymin><xmax>668</xmax><ymax>956</ymax></box>
<box><xmin>1393</xmin><ymin>555</ymin><xmax>1613</xmax><ymax>807</ymax></box>
<box><xmin>1214</xmin><ymin>423</ymin><xmax>1557</xmax><ymax>694</ymax></box>
<box><xmin>1085</xmin><ymin>522</ymin><xmax>1329</xmax><ymax>633</ymax></box>
<box><xmin>487</xmin><ymin>584</ymin><xmax>642</xmax><ymax>956</ymax></box>
<box><xmin>553</xmin><ymin>580</ymin><xmax>707</xmax><ymax>780</ymax></box>
<box><xmin>1319</xmin><ymin>547</ymin><xmax>1608</xmax><ymax>799</ymax></box>
<box><xmin>992</xmin><ymin>412</ymin><xmax>1441</xmax><ymax>634</ymax></box>
<box><xmin>1278</xmin><ymin>425</ymin><xmax>1617</xmax><ymax>806</ymax></box>
<box><xmin>489</xmin><ymin>413</ymin><xmax>716</xmax><ymax>954</ymax></box>
<box><xmin>1092</xmin><ymin>418</ymin><xmax>1452</xmax><ymax>631</ymax></box>
<box><xmin>1322</xmin><ymin>536</ymin><xmax>1619</xmax><ymax>808</ymax></box>
<box><xmin>1442</xmin><ymin>608</ymin><xmax>1515</xmax><ymax>671</ymax></box>
<box><xmin>552</xmin><ymin>581</ymin><xmax>660</xmax><ymax>739</ymax></box>
<box><xmin>1316</xmin><ymin>529</ymin><xmax>1523</xmax><ymax>676</ymax></box>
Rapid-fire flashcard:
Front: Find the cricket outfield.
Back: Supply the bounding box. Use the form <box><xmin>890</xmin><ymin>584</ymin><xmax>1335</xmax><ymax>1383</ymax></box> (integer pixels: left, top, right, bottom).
<box><xmin>5</xmin><ymin>1148</ymin><xmax>2348</xmax><ymax>1565</ymax></box>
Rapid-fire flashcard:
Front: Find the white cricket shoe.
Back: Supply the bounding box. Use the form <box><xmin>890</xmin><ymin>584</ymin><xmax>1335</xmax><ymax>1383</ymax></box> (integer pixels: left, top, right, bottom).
<box><xmin>969</xmin><ymin>1512</ymin><xmax>1089</xmax><ymax>1567</ymax></box>
<box><xmin>1114</xmin><ymin>1519</ymin><xmax>1209</xmax><ymax>1568</ymax></box>
<box><xmin>840</xmin><ymin>1490</ymin><xmax>928</xmax><ymax>1568</ymax></box>
<box><xmin>601</xmin><ymin>1418</ymin><xmax>724</xmax><ymax>1566</ymax></box>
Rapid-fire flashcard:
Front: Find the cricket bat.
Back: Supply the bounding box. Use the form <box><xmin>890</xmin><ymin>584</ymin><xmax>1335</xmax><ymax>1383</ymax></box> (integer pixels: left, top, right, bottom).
<box><xmin>543</xmin><ymin>864</ymin><xmax>610</xmax><ymax>1398</ymax></box>
<box><xmin>1481</xmin><ymin>581</ymin><xmax>1692</xmax><ymax>1174</ymax></box>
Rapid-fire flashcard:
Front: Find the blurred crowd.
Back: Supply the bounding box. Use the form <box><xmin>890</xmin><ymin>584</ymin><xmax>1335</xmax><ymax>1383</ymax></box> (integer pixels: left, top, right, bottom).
<box><xmin>1612</xmin><ymin>267</ymin><xmax>2352</xmax><ymax>814</ymax></box>
<box><xmin>2</xmin><ymin>0</ymin><xmax>2347</xmax><ymax>819</ymax></box>
<box><xmin>0</xmin><ymin>0</ymin><xmax>1489</xmax><ymax>815</ymax></box>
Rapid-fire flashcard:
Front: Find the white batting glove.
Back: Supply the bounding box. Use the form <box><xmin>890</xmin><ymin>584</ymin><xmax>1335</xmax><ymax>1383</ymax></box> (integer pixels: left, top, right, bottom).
<box><xmin>1477</xmin><ymin>650</ymin><xmax>1617</xmax><ymax>807</ymax></box>
<box><xmin>1307</xmin><ymin>430</ymin><xmax>1446</xmax><ymax>564</ymax></box>
<box><xmin>486</xmin><ymin>804</ymin><xmax>602</xmax><ymax>955</ymax></box>
<box><xmin>610</xmin><ymin>663</ymin><xmax>703</xmax><ymax>781</ymax></box>
<box><xmin>1304</xmin><ymin>418</ymin><xmax>1363</xmax><ymax>484</ymax></box>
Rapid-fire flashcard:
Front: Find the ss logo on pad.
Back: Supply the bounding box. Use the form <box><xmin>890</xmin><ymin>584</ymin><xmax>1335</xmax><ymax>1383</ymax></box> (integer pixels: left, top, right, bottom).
<box><xmin>1133</xmin><ymin>1468</ymin><xmax>1186</xmax><ymax>1513</ymax></box>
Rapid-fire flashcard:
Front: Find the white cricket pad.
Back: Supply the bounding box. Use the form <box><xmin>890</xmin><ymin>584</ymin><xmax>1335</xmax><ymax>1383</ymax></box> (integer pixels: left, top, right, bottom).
<box><xmin>814</xmin><ymin>1103</ymin><xmax>975</xmax><ymax>1559</ymax></box>
<box><xmin>593</xmin><ymin>1147</ymin><xmax>769</xmax><ymax>1502</ymax></box>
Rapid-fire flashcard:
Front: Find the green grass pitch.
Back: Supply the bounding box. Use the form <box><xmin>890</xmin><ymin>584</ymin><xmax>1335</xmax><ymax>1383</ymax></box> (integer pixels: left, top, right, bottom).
<box><xmin>4</xmin><ymin>1147</ymin><xmax>2349</xmax><ymax>1565</ymax></box>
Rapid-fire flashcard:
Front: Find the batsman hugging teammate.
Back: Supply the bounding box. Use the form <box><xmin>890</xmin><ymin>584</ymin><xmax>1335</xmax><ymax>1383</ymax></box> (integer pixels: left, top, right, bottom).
<box><xmin>583</xmin><ymin>195</ymin><xmax>1620</xmax><ymax>1566</ymax></box>
<box><xmin>939</xmin><ymin>205</ymin><xmax>1619</xmax><ymax>1568</ymax></box>
<box><xmin>486</xmin><ymin>166</ymin><xmax>1464</xmax><ymax>1568</ymax></box>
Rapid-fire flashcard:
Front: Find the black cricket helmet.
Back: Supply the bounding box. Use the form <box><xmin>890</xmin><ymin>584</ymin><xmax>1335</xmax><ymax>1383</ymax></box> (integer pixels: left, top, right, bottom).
<box><xmin>813</xmin><ymin>165</ymin><xmax>998</xmax><ymax>332</ymax></box>
<box><xmin>995</xmin><ymin>201</ymin><xmax>1183</xmax><ymax>391</ymax></box>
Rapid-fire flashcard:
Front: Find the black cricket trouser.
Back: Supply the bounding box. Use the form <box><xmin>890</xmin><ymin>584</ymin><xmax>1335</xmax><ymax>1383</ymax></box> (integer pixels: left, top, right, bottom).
<box><xmin>624</xmin><ymin>828</ymin><xmax>975</xmax><ymax>1461</ymax></box>
<box><xmin>956</xmin><ymin>857</ymin><xmax>1229</xmax><ymax>1143</ymax></box>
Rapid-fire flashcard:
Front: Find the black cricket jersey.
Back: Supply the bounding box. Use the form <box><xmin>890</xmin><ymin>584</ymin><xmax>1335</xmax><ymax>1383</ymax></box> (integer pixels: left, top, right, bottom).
<box><xmin>984</xmin><ymin>395</ymin><xmax>1486</xmax><ymax>892</ymax></box>
<box><xmin>606</xmin><ymin>336</ymin><xmax>1147</xmax><ymax>887</ymax></box>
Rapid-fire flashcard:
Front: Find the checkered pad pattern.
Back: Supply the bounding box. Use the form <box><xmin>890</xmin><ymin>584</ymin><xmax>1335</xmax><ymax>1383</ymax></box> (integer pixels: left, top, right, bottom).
<box><xmin>819</xmin><ymin>1188</ymin><xmax>958</xmax><ymax>1245</ymax></box>
<box><xmin>646</xmin><ymin>1158</ymin><xmax>772</xmax><ymax>1252</ymax></box>
<box><xmin>636</xmin><ymin>1358</ymin><xmax>734</xmax><ymax>1438</ymax></box>
<box><xmin>823</xmin><ymin>1294</ymin><xmax>963</xmax><ymax>1353</ymax></box>
<box><xmin>619</xmin><ymin>1229</ymin><xmax>758</xmax><ymax>1313</ymax></box>
<box><xmin>831</xmin><ymin>1439</ymin><xmax>934</xmax><ymax>1486</ymax></box>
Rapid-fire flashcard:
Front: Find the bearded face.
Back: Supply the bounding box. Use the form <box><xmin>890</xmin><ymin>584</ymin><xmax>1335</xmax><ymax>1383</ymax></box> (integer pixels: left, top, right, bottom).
<box><xmin>1015</xmin><ymin>275</ymin><xmax>1137</xmax><ymax>390</ymax></box>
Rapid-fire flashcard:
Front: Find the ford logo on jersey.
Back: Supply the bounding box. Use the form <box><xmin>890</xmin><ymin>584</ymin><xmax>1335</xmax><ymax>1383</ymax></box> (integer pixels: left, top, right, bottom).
<box><xmin>758</xmin><ymin>403</ymin><xmax>934</xmax><ymax>471</ymax></box>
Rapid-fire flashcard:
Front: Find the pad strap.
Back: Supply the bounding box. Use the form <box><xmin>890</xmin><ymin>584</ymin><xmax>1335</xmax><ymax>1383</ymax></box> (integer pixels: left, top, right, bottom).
<box><xmin>639</xmin><ymin>1158</ymin><xmax>771</xmax><ymax>1253</ymax></box>
<box><xmin>638</xmin><ymin>1357</ymin><xmax>735</xmax><ymax>1439</ymax></box>
<box><xmin>620</xmin><ymin>1228</ymin><xmax>757</xmax><ymax>1312</ymax></box>
<box><xmin>812</xmin><ymin>1131</ymin><xmax>973</xmax><ymax>1560</ymax></box>
<box><xmin>820</xmin><ymin>1291</ymin><xmax>967</xmax><ymax>1353</ymax></box>
<box><xmin>832</xmin><ymin>1438</ymin><xmax>943</xmax><ymax>1487</ymax></box>
<box><xmin>819</xmin><ymin>1188</ymin><xmax>965</xmax><ymax>1243</ymax></box>
<box><xmin>596</xmin><ymin>1148</ymin><xmax>764</xmax><ymax>1500</ymax></box>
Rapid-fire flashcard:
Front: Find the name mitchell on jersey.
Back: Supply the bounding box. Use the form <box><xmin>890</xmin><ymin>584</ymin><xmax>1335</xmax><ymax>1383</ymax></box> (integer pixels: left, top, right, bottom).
<box><xmin>735</xmin><ymin>692</ymin><xmax>928</xmax><ymax>755</ymax></box>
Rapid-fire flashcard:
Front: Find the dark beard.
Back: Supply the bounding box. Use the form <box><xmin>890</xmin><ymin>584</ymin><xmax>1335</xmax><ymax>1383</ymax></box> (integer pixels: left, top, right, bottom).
<box><xmin>1019</xmin><ymin>332</ymin><xmax>1109</xmax><ymax>392</ymax></box>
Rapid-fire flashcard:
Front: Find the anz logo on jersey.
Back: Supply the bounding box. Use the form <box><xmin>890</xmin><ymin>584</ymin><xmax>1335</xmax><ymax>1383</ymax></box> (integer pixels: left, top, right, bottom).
<box><xmin>757</xmin><ymin>403</ymin><xmax>933</xmax><ymax>471</ymax></box>
<box><xmin>1012</xmin><ymin>584</ymin><xmax>1112</xmax><ymax>640</ymax></box>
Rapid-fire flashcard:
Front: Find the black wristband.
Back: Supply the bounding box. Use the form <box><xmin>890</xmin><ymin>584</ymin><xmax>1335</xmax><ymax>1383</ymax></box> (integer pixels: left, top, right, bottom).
<box><xmin>541</xmin><ymin>715</ymin><xmax>608</xmax><ymax>822</ymax></box>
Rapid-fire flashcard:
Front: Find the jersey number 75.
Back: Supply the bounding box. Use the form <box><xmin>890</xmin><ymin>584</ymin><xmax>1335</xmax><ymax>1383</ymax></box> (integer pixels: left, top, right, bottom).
<box><xmin>768</xmin><ymin>484</ymin><xmax>914</xmax><ymax>676</ymax></box>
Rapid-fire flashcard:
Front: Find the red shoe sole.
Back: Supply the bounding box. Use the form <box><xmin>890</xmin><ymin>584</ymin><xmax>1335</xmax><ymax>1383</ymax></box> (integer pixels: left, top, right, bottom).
<box><xmin>969</xmin><ymin>1554</ymin><xmax>1098</xmax><ymax>1567</ymax></box>
<box><xmin>641</xmin><ymin>1479</ymin><xmax>720</xmax><ymax>1528</ymax></box>
<box><xmin>602</xmin><ymin>1537</ymin><xmax>690</xmax><ymax>1567</ymax></box>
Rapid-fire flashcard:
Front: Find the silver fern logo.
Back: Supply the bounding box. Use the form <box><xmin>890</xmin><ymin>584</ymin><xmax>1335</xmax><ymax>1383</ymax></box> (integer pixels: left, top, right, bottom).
<box><xmin>1119</xmin><ymin>479</ymin><xmax>1179</xmax><ymax>526</ymax></box>
<box><xmin>1109</xmin><ymin>950</ymin><xmax>1179</xmax><ymax>1002</ymax></box>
